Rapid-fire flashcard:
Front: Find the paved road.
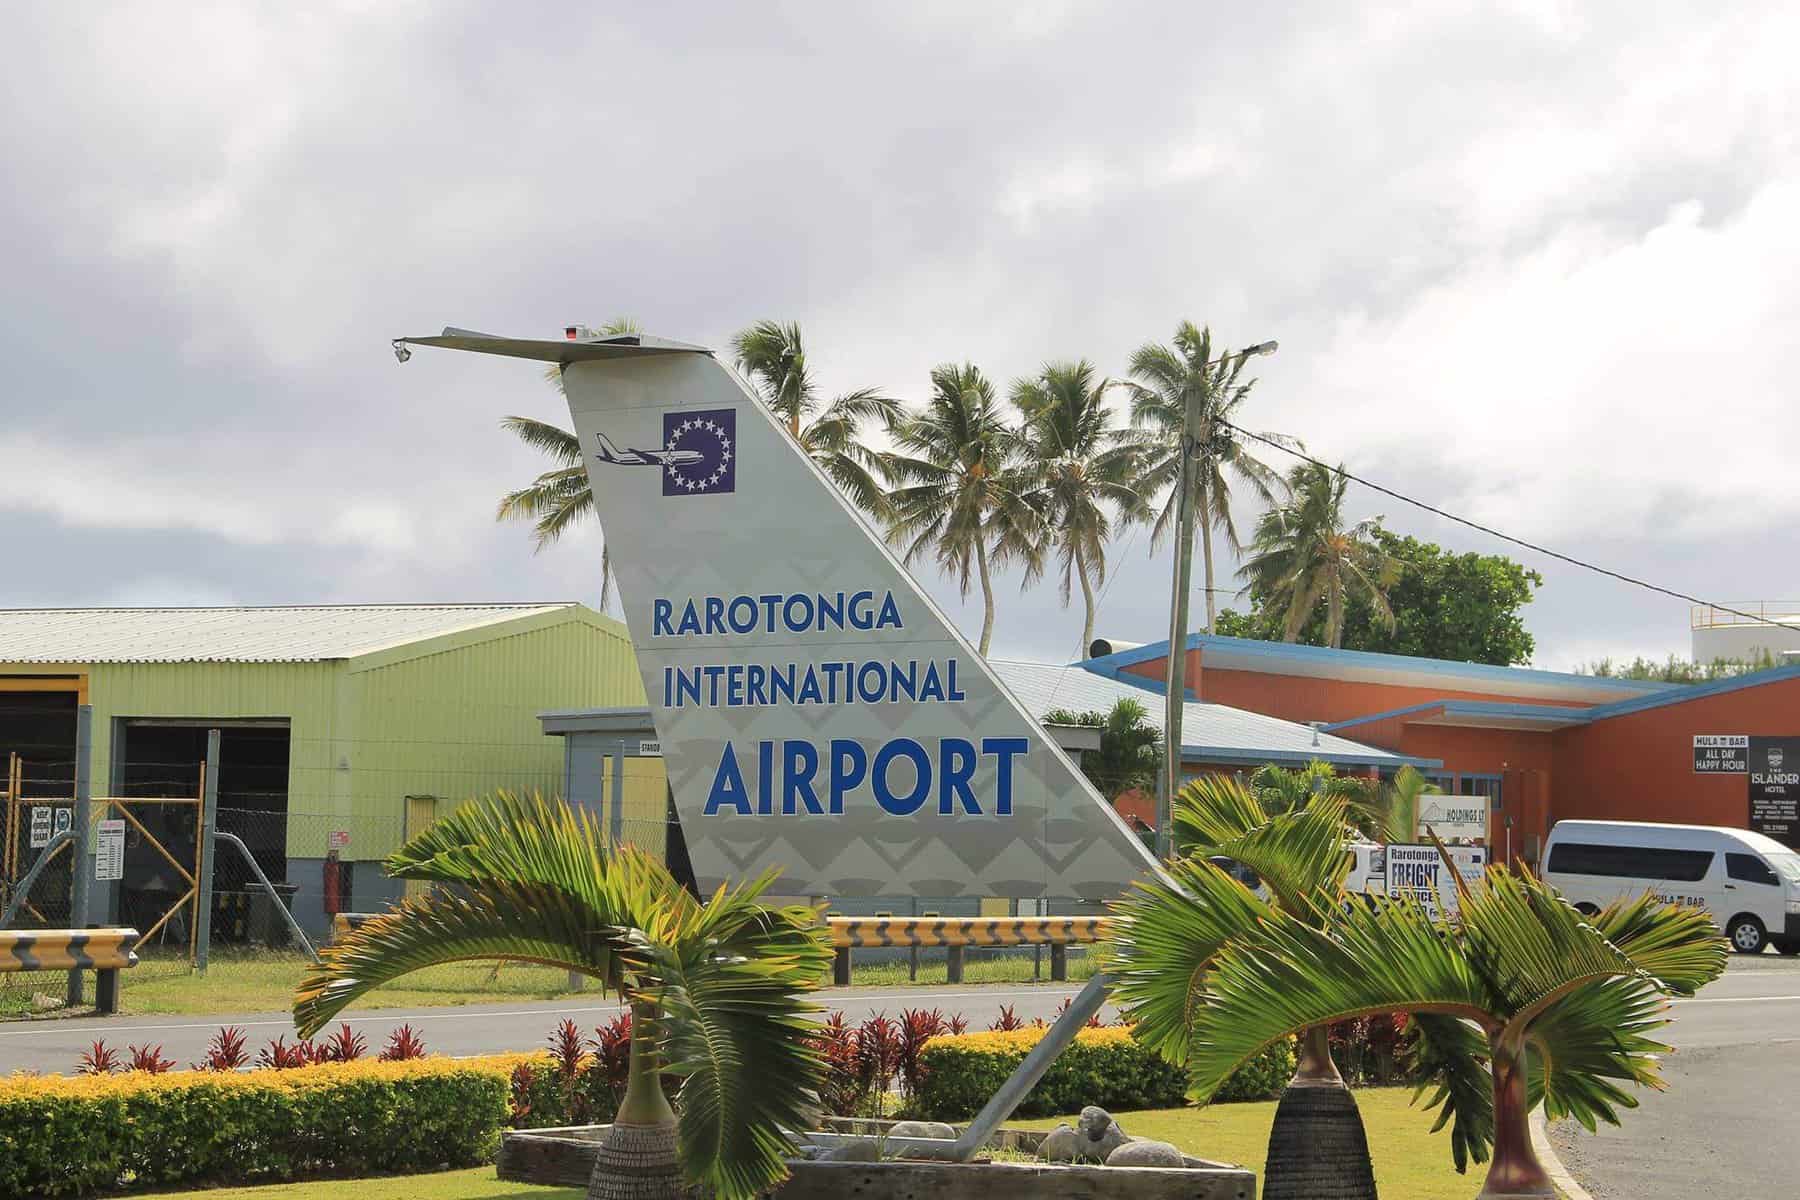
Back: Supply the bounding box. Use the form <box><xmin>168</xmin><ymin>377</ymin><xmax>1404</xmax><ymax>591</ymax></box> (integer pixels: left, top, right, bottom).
<box><xmin>0</xmin><ymin>980</ymin><xmax>1096</xmax><ymax>1075</ymax></box>
<box><xmin>1551</xmin><ymin>954</ymin><xmax>1800</xmax><ymax>1198</ymax></box>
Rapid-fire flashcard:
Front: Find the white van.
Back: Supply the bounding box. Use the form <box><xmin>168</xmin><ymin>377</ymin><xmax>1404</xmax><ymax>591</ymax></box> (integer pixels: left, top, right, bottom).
<box><xmin>1542</xmin><ymin>820</ymin><xmax>1800</xmax><ymax>955</ymax></box>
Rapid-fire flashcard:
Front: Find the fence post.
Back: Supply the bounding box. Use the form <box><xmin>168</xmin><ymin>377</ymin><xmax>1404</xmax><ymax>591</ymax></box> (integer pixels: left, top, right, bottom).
<box><xmin>609</xmin><ymin>746</ymin><xmax>626</xmax><ymax>849</ymax></box>
<box><xmin>945</xmin><ymin>944</ymin><xmax>965</xmax><ymax>984</ymax></box>
<box><xmin>65</xmin><ymin>705</ymin><xmax>93</xmax><ymax>1008</ymax></box>
<box><xmin>194</xmin><ymin>730</ymin><xmax>220</xmax><ymax>972</ymax></box>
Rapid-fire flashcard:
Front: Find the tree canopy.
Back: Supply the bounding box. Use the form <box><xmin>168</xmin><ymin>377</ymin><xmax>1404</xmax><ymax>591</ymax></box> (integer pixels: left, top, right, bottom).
<box><xmin>1220</xmin><ymin>529</ymin><xmax>1542</xmax><ymax>665</ymax></box>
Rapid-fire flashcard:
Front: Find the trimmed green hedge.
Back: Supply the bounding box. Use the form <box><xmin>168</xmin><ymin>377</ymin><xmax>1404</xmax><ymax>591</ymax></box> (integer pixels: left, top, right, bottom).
<box><xmin>912</xmin><ymin>1026</ymin><xmax>1296</xmax><ymax>1120</ymax></box>
<box><xmin>0</xmin><ymin>1057</ymin><xmax>515</xmax><ymax>1197</ymax></box>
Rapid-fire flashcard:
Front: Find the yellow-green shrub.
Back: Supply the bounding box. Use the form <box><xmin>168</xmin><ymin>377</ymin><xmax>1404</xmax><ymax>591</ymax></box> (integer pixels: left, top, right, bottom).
<box><xmin>0</xmin><ymin>1055</ymin><xmax>521</xmax><ymax>1198</ymax></box>
<box><xmin>911</xmin><ymin>1026</ymin><xmax>1295</xmax><ymax>1120</ymax></box>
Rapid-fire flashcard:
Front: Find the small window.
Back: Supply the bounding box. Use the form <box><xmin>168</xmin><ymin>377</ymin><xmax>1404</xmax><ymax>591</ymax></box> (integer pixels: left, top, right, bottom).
<box><xmin>1726</xmin><ymin>853</ymin><xmax>1780</xmax><ymax>886</ymax></box>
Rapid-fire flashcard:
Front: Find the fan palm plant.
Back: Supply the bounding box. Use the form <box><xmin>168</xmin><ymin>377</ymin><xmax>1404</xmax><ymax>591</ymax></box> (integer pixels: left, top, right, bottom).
<box><xmin>1130</xmin><ymin>775</ymin><xmax>1379</xmax><ymax>1199</ymax></box>
<box><xmin>1123</xmin><ymin>322</ymin><xmax>1290</xmax><ymax>633</ymax></box>
<box><xmin>1011</xmin><ymin>360</ymin><xmax>1147</xmax><ymax>652</ymax></box>
<box><xmin>731</xmin><ymin>320</ymin><xmax>901</xmax><ymax>518</ymax></box>
<box><xmin>1174</xmin><ymin>863</ymin><xmax>1727</xmax><ymax>1198</ymax></box>
<box><xmin>883</xmin><ymin>363</ymin><xmax>1043</xmax><ymax>654</ymax></box>
<box><xmin>293</xmin><ymin>792</ymin><xmax>832</xmax><ymax>1200</ymax></box>
<box><xmin>1246</xmin><ymin>758</ymin><xmax>1376</xmax><ymax>820</ymax></box>
<box><xmin>496</xmin><ymin>318</ymin><xmax>641</xmax><ymax>609</ymax></box>
<box><xmin>1239</xmin><ymin>460</ymin><xmax>1399</xmax><ymax>647</ymax></box>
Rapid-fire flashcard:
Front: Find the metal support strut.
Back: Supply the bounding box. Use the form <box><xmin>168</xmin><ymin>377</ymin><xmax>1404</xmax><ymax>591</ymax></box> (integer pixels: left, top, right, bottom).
<box><xmin>212</xmin><ymin>831</ymin><xmax>320</xmax><ymax>964</ymax></box>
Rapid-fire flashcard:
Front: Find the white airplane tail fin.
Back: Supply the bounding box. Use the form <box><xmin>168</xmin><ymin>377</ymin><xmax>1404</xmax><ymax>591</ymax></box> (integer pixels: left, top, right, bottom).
<box><xmin>396</xmin><ymin>328</ymin><xmax>1157</xmax><ymax>901</ymax></box>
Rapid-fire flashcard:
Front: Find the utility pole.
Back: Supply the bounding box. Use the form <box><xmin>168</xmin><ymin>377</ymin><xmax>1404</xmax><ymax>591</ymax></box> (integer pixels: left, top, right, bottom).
<box><xmin>1158</xmin><ymin>341</ymin><xmax>1277</xmax><ymax>859</ymax></box>
<box><xmin>66</xmin><ymin>705</ymin><xmax>93</xmax><ymax>1007</ymax></box>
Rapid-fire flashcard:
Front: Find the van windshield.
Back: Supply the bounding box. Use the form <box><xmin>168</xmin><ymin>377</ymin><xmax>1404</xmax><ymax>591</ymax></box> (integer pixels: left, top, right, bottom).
<box><xmin>1769</xmin><ymin>852</ymin><xmax>1800</xmax><ymax>885</ymax></box>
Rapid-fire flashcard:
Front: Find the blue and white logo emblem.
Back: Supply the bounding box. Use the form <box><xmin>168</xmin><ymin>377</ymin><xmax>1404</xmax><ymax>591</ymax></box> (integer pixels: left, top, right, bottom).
<box><xmin>589</xmin><ymin>409</ymin><xmax>737</xmax><ymax>497</ymax></box>
<box><xmin>661</xmin><ymin>409</ymin><xmax>736</xmax><ymax>496</ymax></box>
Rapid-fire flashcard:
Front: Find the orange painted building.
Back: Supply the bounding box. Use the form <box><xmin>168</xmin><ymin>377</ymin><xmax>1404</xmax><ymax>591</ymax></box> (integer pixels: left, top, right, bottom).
<box><xmin>1085</xmin><ymin>634</ymin><xmax>1800</xmax><ymax>863</ymax></box>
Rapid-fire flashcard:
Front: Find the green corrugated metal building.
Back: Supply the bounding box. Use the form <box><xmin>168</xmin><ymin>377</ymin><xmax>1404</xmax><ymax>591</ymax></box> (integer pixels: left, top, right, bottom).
<box><xmin>0</xmin><ymin>604</ymin><xmax>664</xmax><ymax>935</ymax></box>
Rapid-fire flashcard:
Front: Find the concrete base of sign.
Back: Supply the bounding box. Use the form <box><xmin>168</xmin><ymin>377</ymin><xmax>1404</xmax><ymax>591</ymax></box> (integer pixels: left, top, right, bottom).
<box><xmin>498</xmin><ymin>1121</ymin><xmax>1256</xmax><ymax>1200</ymax></box>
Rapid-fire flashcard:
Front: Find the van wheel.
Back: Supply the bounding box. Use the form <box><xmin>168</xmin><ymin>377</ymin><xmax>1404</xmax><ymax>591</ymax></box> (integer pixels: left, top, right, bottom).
<box><xmin>1727</xmin><ymin>915</ymin><xmax>1766</xmax><ymax>955</ymax></box>
<box><xmin>1779</xmin><ymin>941</ymin><xmax>1800</xmax><ymax>957</ymax></box>
<box><xmin>1574</xmin><ymin>903</ymin><xmax>1600</xmax><ymax>918</ymax></box>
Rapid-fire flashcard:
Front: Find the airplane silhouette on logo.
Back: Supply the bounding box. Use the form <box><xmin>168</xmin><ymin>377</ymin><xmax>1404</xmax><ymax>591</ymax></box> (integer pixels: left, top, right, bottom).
<box><xmin>592</xmin><ymin>431</ymin><xmax>705</xmax><ymax>469</ymax></box>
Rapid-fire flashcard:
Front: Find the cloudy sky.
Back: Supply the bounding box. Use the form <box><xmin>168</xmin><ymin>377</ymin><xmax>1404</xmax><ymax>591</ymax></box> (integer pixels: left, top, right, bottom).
<box><xmin>4</xmin><ymin>2</ymin><xmax>1795</xmax><ymax>671</ymax></box>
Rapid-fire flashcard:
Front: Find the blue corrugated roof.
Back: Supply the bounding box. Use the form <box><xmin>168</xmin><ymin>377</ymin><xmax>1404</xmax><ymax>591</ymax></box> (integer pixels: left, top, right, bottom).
<box><xmin>1084</xmin><ymin>633</ymin><xmax>1674</xmax><ymax>703</ymax></box>
<box><xmin>990</xmin><ymin>659</ymin><xmax>1434</xmax><ymax>770</ymax></box>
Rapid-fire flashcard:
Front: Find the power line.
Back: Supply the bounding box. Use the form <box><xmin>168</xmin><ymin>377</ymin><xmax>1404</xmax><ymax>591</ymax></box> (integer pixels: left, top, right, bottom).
<box><xmin>1220</xmin><ymin>420</ymin><xmax>1800</xmax><ymax>635</ymax></box>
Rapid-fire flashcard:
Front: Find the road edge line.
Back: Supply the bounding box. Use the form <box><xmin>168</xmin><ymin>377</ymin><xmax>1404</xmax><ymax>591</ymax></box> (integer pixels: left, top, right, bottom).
<box><xmin>1531</xmin><ymin>1105</ymin><xmax>1593</xmax><ymax>1200</ymax></box>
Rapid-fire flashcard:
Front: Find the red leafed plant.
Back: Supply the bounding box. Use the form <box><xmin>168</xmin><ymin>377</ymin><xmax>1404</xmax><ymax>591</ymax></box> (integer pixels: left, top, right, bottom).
<box><xmin>378</xmin><ymin>1023</ymin><xmax>428</xmax><ymax>1061</ymax></box>
<box><xmin>77</xmin><ymin>1040</ymin><xmax>120</xmax><ymax>1076</ymax></box>
<box><xmin>509</xmin><ymin>1060</ymin><xmax>538</xmax><ymax>1125</ymax></box>
<box><xmin>590</xmin><ymin>1012</ymin><xmax>634</xmax><ymax>1099</ymax></box>
<box><xmin>316</xmin><ymin>1022</ymin><xmax>367</xmax><ymax>1063</ymax></box>
<box><xmin>1054</xmin><ymin>996</ymin><xmax>1104</xmax><ymax>1029</ymax></box>
<box><xmin>988</xmin><ymin>1003</ymin><xmax>1024</xmax><ymax>1032</ymax></box>
<box><xmin>946</xmin><ymin>1012</ymin><xmax>969</xmax><ymax>1035</ymax></box>
<box><xmin>896</xmin><ymin>1008</ymin><xmax>946</xmax><ymax>1102</ymax></box>
<box><xmin>126</xmin><ymin>1043</ymin><xmax>176</xmax><ymax>1074</ymax></box>
<box><xmin>193</xmin><ymin>1026</ymin><xmax>250</xmax><ymax>1071</ymax></box>
<box><xmin>255</xmin><ymin>1036</ymin><xmax>314</xmax><ymax>1070</ymax></box>
<box><xmin>855</xmin><ymin>1013</ymin><xmax>903</xmax><ymax>1116</ymax></box>
<box><xmin>547</xmin><ymin>1018</ymin><xmax>588</xmax><ymax>1081</ymax></box>
<box><xmin>811</xmin><ymin>1011</ymin><xmax>866</xmax><ymax>1116</ymax></box>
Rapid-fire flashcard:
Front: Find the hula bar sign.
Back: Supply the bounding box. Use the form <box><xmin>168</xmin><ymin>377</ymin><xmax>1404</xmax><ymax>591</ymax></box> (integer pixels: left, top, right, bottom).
<box><xmin>1749</xmin><ymin>736</ymin><xmax>1800</xmax><ymax>848</ymax></box>
<box><xmin>1694</xmin><ymin>734</ymin><xmax>1749</xmax><ymax>774</ymax></box>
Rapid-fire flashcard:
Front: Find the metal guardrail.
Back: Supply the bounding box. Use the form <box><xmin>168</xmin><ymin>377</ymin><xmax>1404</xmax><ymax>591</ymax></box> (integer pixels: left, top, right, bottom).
<box><xmin>0</xmin><ymin>926</ymin><xmax>139</xmax><ymax>1013</ymax></box>
<box><xmin>826</xmin><ymin>914</ymin><xmax>1111</xmax><ymax>948</ymax></box>
<box><xmin>825</xmin><ymin>915</ymin><xmax>1112</xmax><ymax>985</ymax></box>
<box><xmin>1692</xmin><ymin>601</ymin><xmax>1800</xmax><ymax>629</ymax></box>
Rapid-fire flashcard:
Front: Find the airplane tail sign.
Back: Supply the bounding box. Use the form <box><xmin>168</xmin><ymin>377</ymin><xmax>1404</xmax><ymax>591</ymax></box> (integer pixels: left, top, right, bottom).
<box><xmin>397</xmin><ymin>328</ymin><xmax>1157</xmax><ymax>901</ymax></box>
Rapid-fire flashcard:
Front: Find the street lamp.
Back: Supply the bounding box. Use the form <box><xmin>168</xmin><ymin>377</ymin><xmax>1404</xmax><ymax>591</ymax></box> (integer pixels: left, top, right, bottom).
<box><xmin>1156</xmin><ymin>340</ymin><xmax>1278</xmax><ymax>860</ymax></box>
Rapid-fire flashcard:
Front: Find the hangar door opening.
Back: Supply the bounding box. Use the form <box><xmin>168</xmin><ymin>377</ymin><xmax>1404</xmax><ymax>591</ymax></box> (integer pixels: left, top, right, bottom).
<box><xmin>116</xmin><ymin>720</ymin><xmax>291</xmax><ymax>944</ymax></box>
<box><xmin>0</xmin><ymin>683</ymin><xmax>80</xmax><ymax>926</ymax></box>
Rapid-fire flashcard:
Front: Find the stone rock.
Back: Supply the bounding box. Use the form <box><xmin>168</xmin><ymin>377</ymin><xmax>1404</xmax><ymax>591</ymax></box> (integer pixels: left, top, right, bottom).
<box><xmin>886</xmin><ymin>1121</ymin><xmax>957</xmax><ymax>1140</ymax></box>
<box><xmin>1075</xmin><ymin>1105</ymin><xmax>1131</xmax><ymax>1162</ymax></box>
<box><xmin>1106</xmin><ymin>1139</ymin><xmax>1185</xmax><ymax>1168</ymax></box>
<box><xmin>819</xmin><ymin>1138</ymin><xmax>882</xmax><ymax>1162</ymax></box>
<box><xmin>1036</xmin><ymin>1123</ymin><xmax>1081</xmax><ymax>1162</ymax></box>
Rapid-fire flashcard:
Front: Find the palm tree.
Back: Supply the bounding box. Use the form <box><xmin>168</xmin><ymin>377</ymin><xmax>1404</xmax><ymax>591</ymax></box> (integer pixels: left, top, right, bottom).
<box><xmin>1246</xmin><ymin>759</ymin><xmax>1376</xmax><ymax>820</ymax></box>
<box><xmin>1124</xmin><ymin>323</ymin><xmax>1288</xmax><ymax>633</ymax></box>
<box><xmin>1042</xmin><ymin>697</ymin><xmax>1163</xmax><ymax>800</ymax></box>
<box><xmin>1124</xmin><ymin>776</ymin><xmax>1380</xmax><ymax>1199</ymax></box>
<box><xmin>293</xmin><ymin>792</ymin><xmax>831</xmax><ymax>1200</ymax></box>
<box><xmin>731</xmin><ymin>320</ymin><xmax>901</xmax><ymax>518</ymax></box>
<box><xmin>1011</xmin><ymin>361</ymin><xmax>1146</xmax><ymax>652</ymax></box>
<box><xmin>1239</xmin><ymin>461</ymin><xmax>1399</xmax><ymax>647</ymax></box>
<box><xmin>1382</xmin><ymin>763</ymin><xmax>1442</xmax><ymax>842</ymax></box>
<box><xmin>496</xmin><ymin>318</ymin><xmax>641</xmax><ymax>609</ymax></box>
<box><xmin>1169</xmin><ymin>862</ymin><xmax>1727</xmax><ymax>1198</ymax></box>
<box><xmin>884</xmin><ymin>363</ymin><xmax>1042</xmax><ymax>654</ymax></box>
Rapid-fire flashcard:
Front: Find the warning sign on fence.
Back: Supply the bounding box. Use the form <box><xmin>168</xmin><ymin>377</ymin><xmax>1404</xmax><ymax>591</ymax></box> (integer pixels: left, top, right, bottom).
<box><xmin>95</xmin><ymin>819</ymin><xmax>126</xmax><ymax>882</ymax></box>
<box><xmin>29</xmin><ymin>807</ymin><xmax>52</xmax><ymax>849</ymax></box>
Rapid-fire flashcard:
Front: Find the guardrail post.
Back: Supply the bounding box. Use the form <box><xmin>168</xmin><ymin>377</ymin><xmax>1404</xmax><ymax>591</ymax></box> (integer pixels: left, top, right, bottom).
<box><xmin>66</xmin><ymin>705</ymin><xmax>93</xmax><ymax>1008</ymax></box>
<box><xmin>94</xmin><ymin>965</ymin><xmax>120</xmax><ymax>1015</ymax></box>
<box><xmin>945</xmin><ymin>944</ymin><xmax>964</xmax><ymax>984</ymax></box>
<box><xmin>1050</xmin><ymin>943</ymin><xmax>1067</xmax><ymax>982</ymax></box>
<box><xmin>195</xmin><ymin>730</ymin><xmax>220</xmax><ymax>972</ymax></box>
<box><xmin>832</xmin><ymin>946</ymin><xmax>851</xmax><ymax>986</ymax></box>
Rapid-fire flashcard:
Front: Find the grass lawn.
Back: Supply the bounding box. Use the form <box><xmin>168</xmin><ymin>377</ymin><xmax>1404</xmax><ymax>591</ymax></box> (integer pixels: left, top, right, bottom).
<box><xmin>3</xmin><ymin>946</ymin><xmax>1103</xmax><ymax>1018</ymax></box>
<box><xmin>130</xmin><ymin>1087</ymin><xmax>1478</xmax><ymax>1200</ymax></box>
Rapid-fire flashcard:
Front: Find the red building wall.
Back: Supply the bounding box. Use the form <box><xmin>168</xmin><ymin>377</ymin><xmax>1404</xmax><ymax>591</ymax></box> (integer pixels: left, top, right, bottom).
<box><xmin>1550</xmin><ymin>676</ymin><xmax>1800</xmax><ymax>831</ymax></box>
<box><xmin>1123</xmin><ymin>655</ymin><xmax>1606</xmax><ymax>726</ymax></box>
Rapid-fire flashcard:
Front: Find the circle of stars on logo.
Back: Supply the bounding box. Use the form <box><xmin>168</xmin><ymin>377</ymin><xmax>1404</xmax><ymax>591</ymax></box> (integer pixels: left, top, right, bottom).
<box><xmin>664</xmin><ymin>417</ymin><xmax>733</xmax><ymax>491</ymax></box>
